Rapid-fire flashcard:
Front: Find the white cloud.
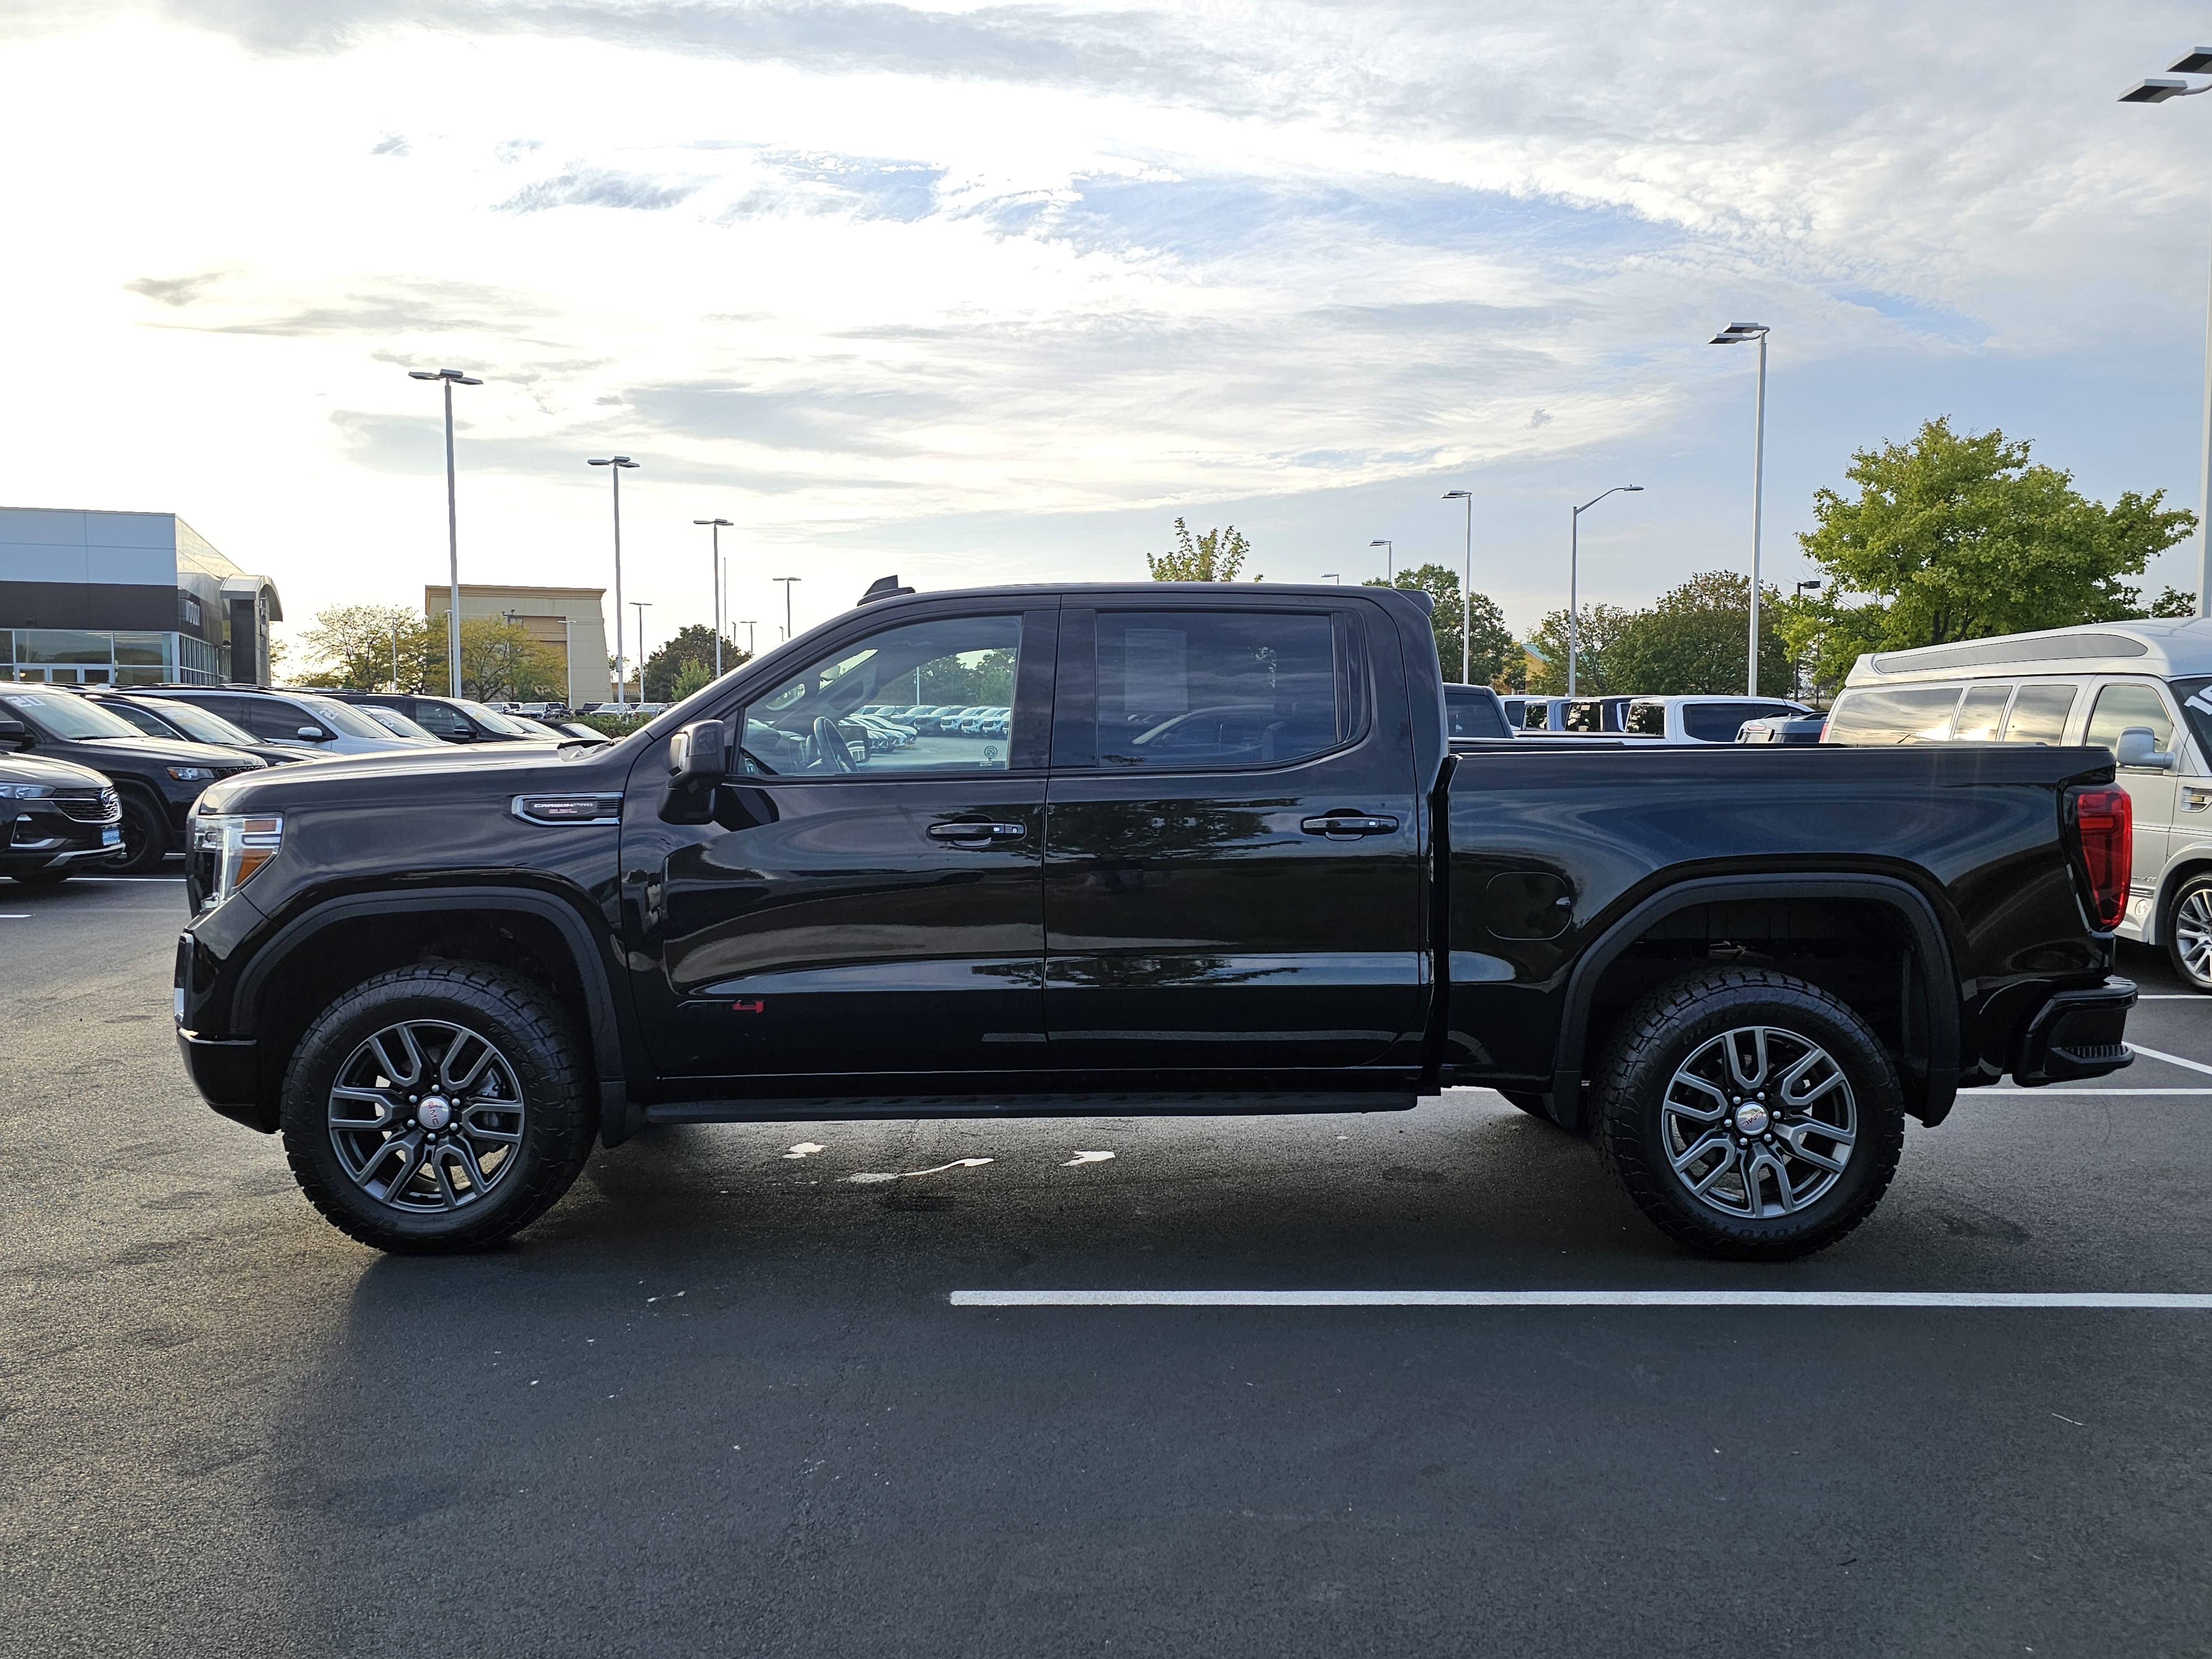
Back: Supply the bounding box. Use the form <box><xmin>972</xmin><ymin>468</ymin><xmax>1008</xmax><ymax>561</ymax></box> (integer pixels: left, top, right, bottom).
<box><xmin>2</xmin><ymin>1</ymin><xmax>2208</xmax><ymax>645</ymax></box>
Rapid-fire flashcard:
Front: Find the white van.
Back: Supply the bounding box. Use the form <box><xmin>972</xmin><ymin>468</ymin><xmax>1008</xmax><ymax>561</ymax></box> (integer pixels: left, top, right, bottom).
<box><xmin>1826</xmin><ymin>619</ymin><xmax>2212</xmax><ymax>987</ymax></box>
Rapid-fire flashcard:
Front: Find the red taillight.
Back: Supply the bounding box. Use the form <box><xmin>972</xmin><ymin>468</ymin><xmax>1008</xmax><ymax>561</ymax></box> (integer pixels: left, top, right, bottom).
<box><xmin>2072</xmin><ymin>786</ymin><xmax>2132</xmax><ymax>931</ymax></box>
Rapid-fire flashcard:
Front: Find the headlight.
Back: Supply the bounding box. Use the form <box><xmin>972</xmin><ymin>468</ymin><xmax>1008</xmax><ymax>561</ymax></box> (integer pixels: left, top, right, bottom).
<box><xmin>193</xmin><ymin>812</ymin><xmax>283</xmax><ymax>909</ymax></box>
<box><xmin>166</xmin><ymin>765</ymin><xmax>216</xmax><ymax>782</ymax></box>
<box><xmin>8</xmin><ymin>784</ymin><xmax>53</xmax><ymax>799</ymax></box>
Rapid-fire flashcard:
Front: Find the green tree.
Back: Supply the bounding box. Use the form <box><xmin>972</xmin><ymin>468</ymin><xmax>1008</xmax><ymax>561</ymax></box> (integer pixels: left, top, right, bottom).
<box><xmin>643</xmin><ymin>623</ymin><xmax>748</xmax><ymax>701</ymax></box>
<box><xmin>1792</xmin><ymin>416</ymin><xmax>2195</xmax><ymax>695</ymax></box>
<box><xmin>1361</xmin><ymin>565</ymin><xmax>1521</xmax><ymax>688</ymax></box>
<box><xmin>1524</xmin><ymin>603</ymin><xmax>1639</xmax><ymax>695</ymax></box>
<box><xmin>1149</xmin><ymin>517</ymin><xmax>1255</xmax><ymax>581</ymax></box>
<box><xmin>460</xmin><ymin>617</ymin><xmax>565</xmax><ymax>702</ymax></box>
<box><xmin>295</xmin><ymin>603</ymin><xmax>432</xmax><ymax>690</ymax></box>
<box><xmin>1609</xmin><ymin>571</ymin><xmax>1795</xmax><ymax>697</ymax></box>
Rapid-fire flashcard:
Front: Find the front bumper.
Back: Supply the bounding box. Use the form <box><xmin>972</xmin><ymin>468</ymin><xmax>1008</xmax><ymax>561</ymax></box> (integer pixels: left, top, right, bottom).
<box><xmin>175</xmin><ymin>1026</ymin><xmax>266</xmax><ymax>1129</ymax></box>
<box><xmin>2012</xmin><ymin>977</ymin><xmax>2137</xmax><ymax>1086</ymax></box>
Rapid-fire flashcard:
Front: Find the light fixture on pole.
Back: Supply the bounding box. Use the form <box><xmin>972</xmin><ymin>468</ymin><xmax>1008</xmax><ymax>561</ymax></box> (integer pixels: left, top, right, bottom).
<box><xmin>1796</xmin><ymin>579</ymin><xmax>1822</xmax><ymax>595</ymax></box>
<box><xmin>1567</xmin><ymin>486</ymin><xmax>1644</xmax><ymax>695</ymax></box>
<box><xmin>1709</xmin><ymin>322</ymin><xmax>1771</xmax><ymax>692</ymax></box>
<box><xmin>2122</xmin><ymin>50</ymin><xmax>2212</xmax><ymax>617</ymax></box>
<box><xmin>695</xmin><ymin>518</ymin><xmax>733</xmax><ymax>677</ymax></box>
<box><xmin>630</xmin><ymin>601</ymin><xmax>651</xmax><ymax>697</ymax></box>
<box><xmin>1320</xmin><ymin>573</ymin><xmax>1340</xmax><ymax>585</ymax></box>
<box><xmin>408</xmin><ymin>367</ymin><xmax>483</xmax><ymax>697</ymax></box>
<box><xmin>739</xmin><ymin>619</ymin><xmax>756</xmax><ymax>656</ymax></box>
<box><xmin>1369</xmin><ymin>540</ymin><xmax>1392</xmax><ymax>585</ymax></box>
<box><xmin>1442</xmin><ymin>491</ymin><xmax>1474</xmax><ymax>684</ymax></box>
<box><xmin>773</xmin><ymin>576</ymin><xmax>800</xmax><ymax>641</ymax></box>
<box><xmin>587</xmin><ymin>455</ymin><xmax>639</xmax><ymax>705</ymax></box>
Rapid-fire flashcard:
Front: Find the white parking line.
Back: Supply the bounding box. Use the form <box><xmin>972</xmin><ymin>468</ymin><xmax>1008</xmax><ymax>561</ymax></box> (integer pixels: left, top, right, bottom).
<box><xmin>2135</xmin><ymin>995</ymin><xmax>2205</xmax><ymax>1001</ymax></box>
<box><xmin>0</xmin><ymin>914</ymin><xmax>28</xmax><ymax>920</ymax></box>
<box><xmin>2127</xmin><ymin>1042</ymin><xmax>2212</xmax><ymax>1077</ymax></box>
<box><xmin>948</xmin><ymin>1289</ymin><xmax>2212</xmax><ymax>1309</ymax></box>
<box><xmin>1987</xmin><ymin>1088</ymin><xmax>2212</xmax><ymax>1095</ymax></box>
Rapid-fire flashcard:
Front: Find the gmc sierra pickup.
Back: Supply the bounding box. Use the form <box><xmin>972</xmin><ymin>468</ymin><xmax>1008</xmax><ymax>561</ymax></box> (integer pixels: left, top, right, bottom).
<box><xmin>172</xmin><ymin>582</ymin><xmax>2137</xmax><ymax>1259</ymax></box>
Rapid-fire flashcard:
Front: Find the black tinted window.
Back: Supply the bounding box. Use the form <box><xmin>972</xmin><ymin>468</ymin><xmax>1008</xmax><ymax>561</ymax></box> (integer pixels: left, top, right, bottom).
<box><xmin>409</xmin><ymin>701</ymin><xmax>473</xmax><ymax>740</ymax></box>
<box><xmin>1444</xmin><ymin>687</ymin><xmax>1510</xmax><ymax>738</ymax></box>
<box><xmin>1092</xmin><ymin>611</ymin><xmax>1360</xmax><ymax>769</ymax></box>
<box><xmin>1682</xmin><ymin>701</ymin><xmax>1796</xmax><ymax>742</ymax></box>
<box><xmin>246</xmin><ymin>698</ymin><xmax>317</xmax><ymax>742</ymax></box>
<box><xmin>1625</xmin><ymin>702</ymin><xmax>1666</xmax><ymax>737</ymax></box>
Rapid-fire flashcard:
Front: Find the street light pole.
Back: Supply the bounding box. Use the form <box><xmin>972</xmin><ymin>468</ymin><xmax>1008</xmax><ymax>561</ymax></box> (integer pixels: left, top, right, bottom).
<box><xmin>630</xmin><ymin>601</ymin><xmax>651</xmax><ymax>697</ymax></box>
<box><xmin>390</xmin><ymin>621</ymin><xmax>400</xmax><ymax>692</ymax></box>
<box><xmin>695</xmin><ymin>518</ymin><xmax>733</xmax><ymax>677</ymax></box>
<box><xmin>740</xmin><ymin>620</ymin><xmax>756</xmax><ymax>656</ymax></box>
<box><xmin>774</xmin><ymin>576</ymin><xmax>800</xmax><ymax>641</ymax></box>
<box><xmin>1320</xmin><ymin>573</ymin><xmax>1340</xmax><ymax>585</ymax></box>
<box><xmin>1369</xmin><ymin>540</ymin><xmax>1392</xmax><ymax>586</ymax></box>
<box><xmin>2121</xmin><ymin>51</ymin><xmax>2212</xmax><ymax>616</ymax></box>
<box><xmin>1567</xmin><ymin>486</ymin><xmax>1645</xmax><ymax>696</ymax></box>
<box><xmin>408</xmin><ymin>367</ymin><xmax>482</xmax><ymax>697</ymax></box>
<box><xmin>1710</xmin><ymin>324</ymin><xmax>1771</xmax><ymax>693</ymax></box>
<box><xmin>587</xmin><ymin>456</ymin><xmax>639</xmax><ymax>705</ymax></box>
<box><xmin>1442</xmin><ymin>490</ymin><xmax>1473</xmax><ymax>682</ymax></box>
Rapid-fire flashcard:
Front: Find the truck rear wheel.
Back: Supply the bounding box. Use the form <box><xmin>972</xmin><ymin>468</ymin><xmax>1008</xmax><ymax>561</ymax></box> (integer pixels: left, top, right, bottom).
<box><xmin>1592</xmin><ymin>969</ymin><xmax>1903</xmax><ymax>1261</ymax></box>
<box><xmin>280</xmin><ymin>963</ymin><xmax>597</xmax><ymax>1254</ymax></box>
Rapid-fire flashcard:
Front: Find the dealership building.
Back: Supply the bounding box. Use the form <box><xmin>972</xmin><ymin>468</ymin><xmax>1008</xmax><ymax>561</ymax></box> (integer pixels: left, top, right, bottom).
<box><xmin>426</xmin><ymin>583</ymin><xmax>612</xmax><ymax>707</ymax></box>
<box><xmin>0</xmin><ymin>507</ymin><xmax>283</xmax><ymax>686</ymax></box>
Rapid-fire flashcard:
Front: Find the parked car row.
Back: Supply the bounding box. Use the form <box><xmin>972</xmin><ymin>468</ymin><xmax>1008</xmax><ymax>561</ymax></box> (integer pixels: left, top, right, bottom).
<box><xmin>859</xmin><ymin>703</ymin><xmax>1013</xmax><ymax>738</ymax></box>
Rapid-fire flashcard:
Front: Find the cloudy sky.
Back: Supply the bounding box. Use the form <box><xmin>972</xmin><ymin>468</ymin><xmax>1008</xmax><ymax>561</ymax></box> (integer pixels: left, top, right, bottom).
<box><xmin>6</xmin><ymin>0</ymin><xmax>2212</xmax><ymax>660</ymax></box>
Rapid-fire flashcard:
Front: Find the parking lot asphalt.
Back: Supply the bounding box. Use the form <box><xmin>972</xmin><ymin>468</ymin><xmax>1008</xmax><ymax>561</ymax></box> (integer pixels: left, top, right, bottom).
<box><xmin>4</xmin><ymin>876</ymin><xmax>2209</xmax><ymax>1659</ymax></box>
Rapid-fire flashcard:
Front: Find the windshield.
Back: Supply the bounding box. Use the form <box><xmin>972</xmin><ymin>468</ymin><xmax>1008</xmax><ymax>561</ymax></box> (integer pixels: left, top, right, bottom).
<box><xmin>355</xmin><ymin>703</ymin><xmax>442</xmax><ymax>742</ymax></box>
<box><xmin>134</xmin><ymin>698</ymin><xmax>254</xmax><ymax>747</ymax></box>
<box><xmin>452</xmin><ymin>699</ymin><xmax>536</xmax><ymax>736</ymax></box>
<box><xmin>289</xmin><ymin>694</ymin><xmax>413</xmax><ymax>741</ymax></box>
<box><xmin>0</xmin><ymin>691</ymin><xmax>149</xmax><ymax>741</ymax></box>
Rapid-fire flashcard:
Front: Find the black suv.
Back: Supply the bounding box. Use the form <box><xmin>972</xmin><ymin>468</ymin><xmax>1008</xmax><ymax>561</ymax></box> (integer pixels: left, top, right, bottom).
<box><xmin>0</xmin><ymin>688</ymin><xmax>262</xmax><ymax>873</ymax></box>
<box><xmin>0</xmin><ymin>738</ymin><xmax>122</xmax><ymax>884</ymax></box>
<box><xmin>81</xmin><ymin>690</ymin><xmax>315</xmax><ymax>770</ymax></box>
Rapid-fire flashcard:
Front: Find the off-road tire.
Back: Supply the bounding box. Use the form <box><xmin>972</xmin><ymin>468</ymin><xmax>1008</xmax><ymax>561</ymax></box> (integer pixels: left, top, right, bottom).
<box><xmin>106</xmin><ymin>790</ymin><xmax>168</xmax><ymax>874</ymax></box>
<box><xmin>281</xmin><ymin>962</ymin><xmax>597</xmax><ymax>1254</ymax></box>
<box><xmin>1592</xmin><ymin>969</ymin><xmax>1905</xmax><ymax>1261</ymax></box>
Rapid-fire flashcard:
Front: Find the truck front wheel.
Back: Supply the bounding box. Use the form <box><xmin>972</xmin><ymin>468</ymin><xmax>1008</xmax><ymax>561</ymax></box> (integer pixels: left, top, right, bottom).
<box><xmin>280</xmin><ymin>963</ymin><xmax>598</xmax><ymax>1254</ymax></box>
<box><xmin>1592</xmin><ymin>970</ymin><xmax>1904</xmax><ymax>1261</ymax></box>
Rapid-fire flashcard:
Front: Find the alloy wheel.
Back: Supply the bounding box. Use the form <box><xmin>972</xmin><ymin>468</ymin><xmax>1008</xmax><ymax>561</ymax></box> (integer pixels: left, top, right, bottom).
<box><xmin>2175</xmin><ymin>889</ymin><xmax>2212</xmax><ymax>988</ymax></box>
<box><xmin>1660</xmin><ymin>1024</ymin><xmax>1857</xmax><ymax>1219</ymax></box>
<box><xmin>327</xmin><ymin>1019</ymin><xmax>527</xmax><ymax>1212</ymax></box>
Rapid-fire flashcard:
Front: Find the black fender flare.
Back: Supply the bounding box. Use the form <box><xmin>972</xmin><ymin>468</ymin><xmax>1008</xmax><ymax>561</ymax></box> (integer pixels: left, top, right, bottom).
<box><xmin>231</xmin><ymin>885</ymin><xmax>645</xmax><ymax>1146</ymax></box>
<box><xmin>1546</xmin><ymin>872</ymin><xmax>1961</xmax><ymax>1131</ymax></box>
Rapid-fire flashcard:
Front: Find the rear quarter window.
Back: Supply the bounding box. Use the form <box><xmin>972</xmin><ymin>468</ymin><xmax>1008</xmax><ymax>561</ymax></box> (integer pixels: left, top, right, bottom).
<box><xmin>1823</xmin><ymin>685</ymin><xmax>1964</xmax><ymax>745</ymax></box>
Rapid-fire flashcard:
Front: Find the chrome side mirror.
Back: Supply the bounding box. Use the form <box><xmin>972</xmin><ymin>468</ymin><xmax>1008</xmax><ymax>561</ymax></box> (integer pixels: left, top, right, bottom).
<box><xmin>2114</xmin><ymin>726</ymin><xmax>2175</xmax><ymax>771</ymax></box>
<box><xmin>669</xmin><ymin>719</ymin><xmax>728</xmax><ymax>786</ymax></box>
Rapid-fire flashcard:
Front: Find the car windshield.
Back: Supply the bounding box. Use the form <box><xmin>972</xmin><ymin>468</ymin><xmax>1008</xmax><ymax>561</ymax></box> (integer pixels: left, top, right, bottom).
<box><xmin>129</xmin><ymin>698</ymin><xmax>254</xmax><ymax>747</ymax></box>
<box><xmin>0</xmin><ymin>691</ymin><xmax>147</xmax><ymax>741</ymax></box>
<box><xmin>289</xmin><ymin>695</ymin><xmax>411</xmax><ymax>741</ymax></box>
<box><xmin>452</xmin><ymin>700</ymin><xmax>536</xmax><ymax>736</ymax></box>
<box><xmin>354</xmin><ymin>704</ymin><xmax>443</xmax><ymax>742</ymax></box>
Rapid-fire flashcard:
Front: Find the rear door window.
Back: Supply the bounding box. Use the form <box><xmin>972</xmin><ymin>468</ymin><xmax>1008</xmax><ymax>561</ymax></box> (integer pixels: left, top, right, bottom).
<box><xmin>2002</xmin><ymin>684</ymin><xmax>2078</xmax><ymax>744</ymax></box>
<box><xmin>1952</xmin><ymin>684</ymin><xmax>2013</xmax><ymax>741</ymax></box>
<box><xmin>2085</xmin><ymin>682</ymin><xmax>2174</xmax><ymax>759</ymax></box>
<box><xmin>1823</xmin><ymin>686</ymin><xmax>1964</xmax><ymax>744</ymax></box>
<box><xmin>1084</xmin><ymin>609</ymin><xmax>1362</xmax><ymax>769</ymax></box>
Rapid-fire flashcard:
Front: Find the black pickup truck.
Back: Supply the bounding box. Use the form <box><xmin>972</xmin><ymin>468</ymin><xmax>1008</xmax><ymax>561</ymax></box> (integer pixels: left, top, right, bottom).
<box><xmin>173</xmin><ymin>582</ymin><xmax>2136</xmax><ymax>1259</ymax></box>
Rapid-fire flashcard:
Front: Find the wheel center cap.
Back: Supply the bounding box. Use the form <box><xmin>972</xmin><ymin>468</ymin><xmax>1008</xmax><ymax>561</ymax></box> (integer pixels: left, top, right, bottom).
<box><xmin>1733</xmin><ymin>1102</ymin><xmax>1771</xmax><ymax>1136</ymax></box>
<box><xmin>416</xmin><ymin>1095</ymin><xmax>453</xmax><ymax>1131</ymax></box>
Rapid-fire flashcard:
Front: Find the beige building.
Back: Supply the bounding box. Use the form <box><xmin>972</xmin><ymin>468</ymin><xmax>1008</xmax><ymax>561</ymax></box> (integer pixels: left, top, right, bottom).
<box><xmin>425</xmin><ymin>584</ymin><xmax>611</xmax><ymax>706</ymax></box>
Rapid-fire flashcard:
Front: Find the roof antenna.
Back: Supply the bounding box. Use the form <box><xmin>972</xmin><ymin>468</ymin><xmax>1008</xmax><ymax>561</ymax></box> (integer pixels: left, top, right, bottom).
<box><xmin>857</xmin><ymin>575</ymin><xmax>915</xmax><ymax>606</ymax></box>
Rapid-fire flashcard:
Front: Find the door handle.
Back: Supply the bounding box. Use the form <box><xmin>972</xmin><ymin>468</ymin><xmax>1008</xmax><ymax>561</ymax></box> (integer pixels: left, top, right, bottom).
<box><xmin>1300</xmin><ymin>814</ymin><xmax>1399</xmax><ymax>837</ymax></box>
<box><xmin>927</xmin><ymin>820</ymin><xmax>1027</xmax><ymax>841</ymax></box>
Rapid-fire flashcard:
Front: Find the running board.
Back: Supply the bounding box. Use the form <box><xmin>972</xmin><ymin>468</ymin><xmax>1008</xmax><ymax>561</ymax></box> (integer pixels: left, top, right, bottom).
<box><xmin>644</xmin><ymin>1090</ymin><xmax>1418</xmax><ymax>1125</ymax></box>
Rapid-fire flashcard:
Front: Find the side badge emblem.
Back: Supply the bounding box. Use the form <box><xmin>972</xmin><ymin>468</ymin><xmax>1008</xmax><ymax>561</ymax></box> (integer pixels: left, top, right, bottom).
<box><xmin>732</xmin><ymin>999</ymin><xmax>766</xmax><ymax>1013</ymax></box>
